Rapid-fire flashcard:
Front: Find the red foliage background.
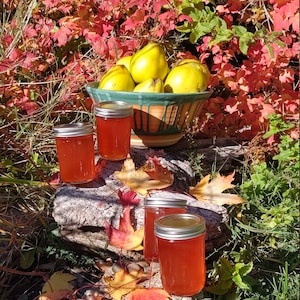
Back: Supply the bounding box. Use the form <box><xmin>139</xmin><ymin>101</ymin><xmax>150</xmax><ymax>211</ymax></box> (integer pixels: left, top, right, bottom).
<box><xmin>0</xmin><ymin>0</ymin><xmax>298</xmax><ymax>140</ymax></box>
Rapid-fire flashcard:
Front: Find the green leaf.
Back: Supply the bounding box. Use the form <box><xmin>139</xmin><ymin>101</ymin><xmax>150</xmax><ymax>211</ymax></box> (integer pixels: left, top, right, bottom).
<box><xmin>232</xmin><ymin>273</ymin><xmax>251</xmax><ymax>290</ymax></box>
<box><xmin>183</xmin><ymin>7</ymin><xmax>200</xmax><ymax>20</ymax></box>
<box><xmin>20</xmin><ymin>249</ymin><xmax>36</xmax><ymax>269</ymax></box>
<box><xmin>232</xmin><ymin>25</ymin><xmax>247</xmax><ymax>36</ymax></box>
<box><xmin>210</xmin><ymin>29</ymin><xmax>233</xmax><ymax>45</ymax></box>
<box><xmin>266</xmin><ymin>43</ymin><xmax>274</xmax><ymax>58</ymax></box>
<box><xmin>176</xmin><ymin>23</ymin><xmax>193</xmax><ymax>33</ymax></box>
<box><xmin>239</xmin><ymin>33</ymin><xmax>254</xmax><ymax>55</ymax></box>
<box><xmin>239</xmin><ymin>261</ymin><xmax>253</xmax><ymax>277</ymax></box>
<box><xmin>231</xmin><ymin>262</ymin><xmax>253</xmax><ymax>290</ymax></box>
<box><xmin>205</xmin><ymin>279</ymin><xmax>233</xmax><ymax>295</ymax></box>
<box><xmin>230</xmin><ymin>25</ymin><xmax>255</xmax><ymax>54</ymax></box>
<box><xmin>219</xmin><ymin>257</ymin><xmax>235</xmax><ymax>280</ymax></box>
<box><xmin>189</xmin><ymin>22</ymin><xmax>210</xmax><ymax>43</ymax></box>
<box><xmin>263</xmin><ymin>114</ymin><xmax>295</xmax><ymax>138</ymax></box>
<box><xmin>32</xmin><ymin>152</ymin><xmax>39</xmax><ymax>164</ymax></box>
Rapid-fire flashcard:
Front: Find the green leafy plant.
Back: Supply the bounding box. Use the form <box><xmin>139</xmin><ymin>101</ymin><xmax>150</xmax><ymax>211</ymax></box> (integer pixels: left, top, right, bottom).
<box><xmin>263</xmin><ymin>114</ymin><xmax>295</xmax><ymax>139</ymax></box>
<box><xmin>177</xmin><ymin>5</ymin><xmax>257</xmax><ymax>54</ymax></box>
<box><xmin>203</xmin><ymin>115</ymin><xmax>299</xmax><ymax>299</ymax></box>
<box><xmin>206</xmin><ymin>257</ymin><xmax>253</xmax><ymax>295</ymax></box>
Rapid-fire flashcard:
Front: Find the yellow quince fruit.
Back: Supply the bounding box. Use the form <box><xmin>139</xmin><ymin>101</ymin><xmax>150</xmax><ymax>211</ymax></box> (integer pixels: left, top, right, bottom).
<box><xmin>116</xmin><ymin>55</ymin><xmax>132</xmax><ymax>71</ymax></box>
<box><xmin>98</xmin><ymin>65</ymin><xmax>135</xmax><ymax>91</ymax></box>
<box><xmin>130</xmin><ymin>42</ymin><xmax>169</xmax><ymax>83</ymax></box>
<box><xmin>164</xmin><ymin>59</ymin><xmax>210</xmax><ymax>93</ymax></box>
<box><xmin>133</xmin><ymin>78</ymin><xmax>164</xmax><ymax>93</ymax></box>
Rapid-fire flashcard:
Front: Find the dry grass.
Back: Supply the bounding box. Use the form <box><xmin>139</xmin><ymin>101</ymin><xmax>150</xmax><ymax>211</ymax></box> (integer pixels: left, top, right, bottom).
<box><xmin>0</xmin><ymin>1</ymin><xmax>95</xmax><ymax>294</ymax></box>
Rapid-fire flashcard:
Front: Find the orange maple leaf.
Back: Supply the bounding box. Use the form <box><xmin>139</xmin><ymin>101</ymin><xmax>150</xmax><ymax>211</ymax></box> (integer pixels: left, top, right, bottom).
<box><xmin>125</xmin><ymin>288</ymin><xmax>170</xmax><ymax>300</ymax></box>
<box><xmin>189</xmin><ymin>171</ymin><xmax>246</xmax><ymax>205</ymax></box>
<box><xmin>104</xmin><ymin>206</ymin><xmax>144</xmax><ymax>251</ymax></box>
<box><xmin>114</xmin><ymin>156</ymin><xmax>174</xmax><ymax>196</ymax></box>
<box><xmin>104</xmin><ymin>268</ymin><xmax>148</xmax><ymax>300</ymax></box>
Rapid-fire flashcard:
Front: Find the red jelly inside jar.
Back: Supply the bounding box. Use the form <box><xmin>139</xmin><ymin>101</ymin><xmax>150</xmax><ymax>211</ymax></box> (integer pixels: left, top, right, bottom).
<box><xmin>94</xmin><ymin>101</ymin><xmax>133</xmax><ymax>160</ymax></box>
<box><xmin>54</xmin><ymin>123</ymin><xmax>95</xmax><ymax>184</ymax></box>
<box><xmin>144</xmin><ymin>197</ymin><xmax>187</xmax><ymax>262</ymax></box>
<box><xmin>155</xmin><ymin>214</ymin><xmax>206</xmax><ymax>296</ymax></box>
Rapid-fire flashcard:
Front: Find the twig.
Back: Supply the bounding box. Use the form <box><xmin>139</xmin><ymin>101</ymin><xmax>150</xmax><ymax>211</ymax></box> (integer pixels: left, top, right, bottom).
<box><xmin>0</xmin><ymin>265</ymin><xmax>47</xmax><ymax>278</ymax></box>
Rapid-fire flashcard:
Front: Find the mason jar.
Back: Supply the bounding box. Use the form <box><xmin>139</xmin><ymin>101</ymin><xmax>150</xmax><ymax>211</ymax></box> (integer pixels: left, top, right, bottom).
<box><xmin>154</xmin><ymin>214</ymin><xmax>206</xmax><ymax>296</ymax></box>
<box><xmin>94</xmin><ymin>101</ymin><xmax>133</xmax><ymax>160</ymax></box>
<box><xmin>144</xmin><ymin>197</ymin><xmax>187</xmax><ymax>262</ymax></box>
<box><xmin>53</xmin><ymin>122</ymin><xmax>95</xmax><ymax>184</ymax></box>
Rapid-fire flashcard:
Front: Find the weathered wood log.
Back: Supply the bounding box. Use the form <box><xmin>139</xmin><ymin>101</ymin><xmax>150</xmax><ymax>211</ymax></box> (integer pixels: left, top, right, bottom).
<box><xmin>53</xmin><ymin>138</ymin><xmax>245</xmax><ymax>259</ymax></box>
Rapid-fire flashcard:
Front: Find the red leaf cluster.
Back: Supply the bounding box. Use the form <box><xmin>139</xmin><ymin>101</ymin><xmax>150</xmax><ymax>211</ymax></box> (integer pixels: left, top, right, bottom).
<box><xmin>1</xmin><ymin>0</ymin><xmax>298</xmax><ymax>141</ymax></box>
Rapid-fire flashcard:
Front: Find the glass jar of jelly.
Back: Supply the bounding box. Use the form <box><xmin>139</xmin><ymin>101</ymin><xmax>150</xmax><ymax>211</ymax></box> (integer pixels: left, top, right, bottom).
<box><xmin>54</xmin><ymin>122</ymin><xmax>95</xmax><ymax>184</ymax></box>
<box><xmin>154</xmin><ymin>214</ymin><xmax>206</xmax><ymax>296</ymax></box>
<box><xmin>94</xmin><ymin>101</ymin><xmax>133</xmax><ymax>160</ymax></box>
<box><xmin>144</xmin><ymin>197</ymin><xmax>187</xmax><ymax>262</ymax></box>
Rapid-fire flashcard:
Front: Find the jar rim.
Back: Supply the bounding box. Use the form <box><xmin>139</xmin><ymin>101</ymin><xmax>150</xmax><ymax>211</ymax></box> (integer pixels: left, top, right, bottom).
<box><xmin>144</xmin><ymin>197</ymin><xmax>187</xmax><ymax>208</ymax></box>
<box><xmin>53</xmin><ymin>122</ymin><xmax>93</xmax><ymax>137</ymax></box>
<box><xmin>94</xmin><ymin>100</ymin><xmax>133</xmax><ymax>118</ymax></box>
<box><xmin>154</xmin><ymin>213</ymin><xmax>206</xmax><ymax>240</ymax></box>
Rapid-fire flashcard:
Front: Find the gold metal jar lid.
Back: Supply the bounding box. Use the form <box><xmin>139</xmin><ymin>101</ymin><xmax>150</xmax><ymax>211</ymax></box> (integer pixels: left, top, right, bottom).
<box><xmin>53</xmin><ymin>122</ymin><xmax>93</xmax><ymax>137</ymax></box>
<box><xmin>154</xmin><ymin>214</ymin><xmax>206</xmax><ymax>240</ymax></box>
<box><xmin>144</xmin><ymin>197</ymin><xmax>187</xmax><ymax>208</ymax></box>
<box><xmin>94</xmin><ymin>101</ymin><xmax>133</xmax><ymax>118</ymax></box>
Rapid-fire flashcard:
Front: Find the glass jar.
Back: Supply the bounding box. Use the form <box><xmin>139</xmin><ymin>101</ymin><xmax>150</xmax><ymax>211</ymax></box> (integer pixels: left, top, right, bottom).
<box><xmin>144</xmin><ymin>197</ymin><xmax>187</xmax><ymax>262</ymax></box>
<box><xmin>94</xmin><ymin>101</ymin><xmax>133</xmax><ymax>160</ymax></box>
<box><xmin>154</xmin><ymin>214</ymin><xmax>206</xmax><ymax>296</ymax></box>
<box><xmin>54</xmin><ymin>122</ymin><xmax>95</xmax><ymax>184</ymax></box>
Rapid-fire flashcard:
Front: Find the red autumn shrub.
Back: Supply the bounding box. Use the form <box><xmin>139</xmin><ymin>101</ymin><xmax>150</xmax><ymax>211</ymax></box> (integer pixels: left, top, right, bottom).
<box><xmin>0</xmin><ymin>0</ymin><xmax>298</xmax><ymax>141</ymax></box>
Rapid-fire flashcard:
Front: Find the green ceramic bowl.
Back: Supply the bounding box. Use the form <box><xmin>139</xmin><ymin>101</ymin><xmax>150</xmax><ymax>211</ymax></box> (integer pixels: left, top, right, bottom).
<box><xmin>86</xmin><ymin>82</ymin><xmax>212</xmax><ymax>147</ymax></box>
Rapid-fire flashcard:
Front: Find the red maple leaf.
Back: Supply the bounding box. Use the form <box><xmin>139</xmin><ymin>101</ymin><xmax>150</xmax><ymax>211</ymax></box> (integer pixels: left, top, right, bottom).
<box><xmin>121</xmin><ymin>10</ymin><xmax>146</xmax><ymax>32</ymax></box>
<box><xmin>143</xmin><ymin>157</ymin><xmax>174</xmax><ymax>183</ymax></box>
<box><xmin>104</xmin><ymin>206</ymin><xmax>144</xmax><ymax>251</ymax></box>
<box><xmin>43</xmin><ymin>0</ymin><xmax>60</xmax><ymax>9</ymax></box>
<box><xmin>118</xmin><ymin>189</ymin><xmax>141</xmax><ymax>207</ymax></box>
<box><xmin>52</xmin><ymin>26</ymin><xmax>72</xmax><ymax>47</ymax></box>
<box><xmin>271</xmin><ymin>0</ymin><xmax>299</xmax><ymax>31</ymax></box>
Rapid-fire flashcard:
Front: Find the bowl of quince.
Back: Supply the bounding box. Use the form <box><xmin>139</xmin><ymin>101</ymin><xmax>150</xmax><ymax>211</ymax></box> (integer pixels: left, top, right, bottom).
<box><xmin>86</xmin><ymin>42</ymin><xmax>212</xmax><ymax>147</ymax></box>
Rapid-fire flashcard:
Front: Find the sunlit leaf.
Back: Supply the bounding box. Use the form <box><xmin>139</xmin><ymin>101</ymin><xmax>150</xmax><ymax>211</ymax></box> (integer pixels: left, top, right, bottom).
<box><xmin>105</xmin><ymin>206</ymin><xmax>144</xmax><ymax>250</ymax></box>
<box><xmin>189</xmin><ymin>171</ymin><xmax>246</xmax><ymax>205</ymax></box>
<box><xmin>104</xmin><ymin>268</ymin><xmax>148</xmax><ymax>300</ymax></box>
<box><xmin>114</xmin><ymin>156</ymin><xmax>173</xmax><ymax>196</ymax></box>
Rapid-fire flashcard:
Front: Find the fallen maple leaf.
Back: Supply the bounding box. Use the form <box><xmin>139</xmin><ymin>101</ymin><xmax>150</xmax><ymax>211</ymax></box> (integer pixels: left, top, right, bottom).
<box><xmin>189</xmin><ymin>171</ymin><xmax>246</xmax><ymax>205</ymax></box>
<box><xmin>39</xmin><ymin>271</ymin><xmax>76</xmax><ymax>300</ymax></box>
<box><xmin>104</xmin><ymin>206</ymin><xmax>144</xmax><ymax>251</ymax></box>
<box><xmin>125</xmin><ymin>287</ymin><xmax>170</xmax><ymax>300</ymax></box>
<box><xmin>104</xmin><ymin>268</ymin><xmax>148</xmax><ymax>300</ymax></box>
<box><xmin>114</xmin><ymin>156</ymin><xmax>174</xmax><ymax>196</ymax></box>
<box><xmin>142</xmin><ymin>157</ymin><xmax>173</xmax><ymax>182</ymax></box>
<box><xmin>118</xmin><ymin>189</ymin><xmax>141</xmax><ymax>206</ymax></box>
